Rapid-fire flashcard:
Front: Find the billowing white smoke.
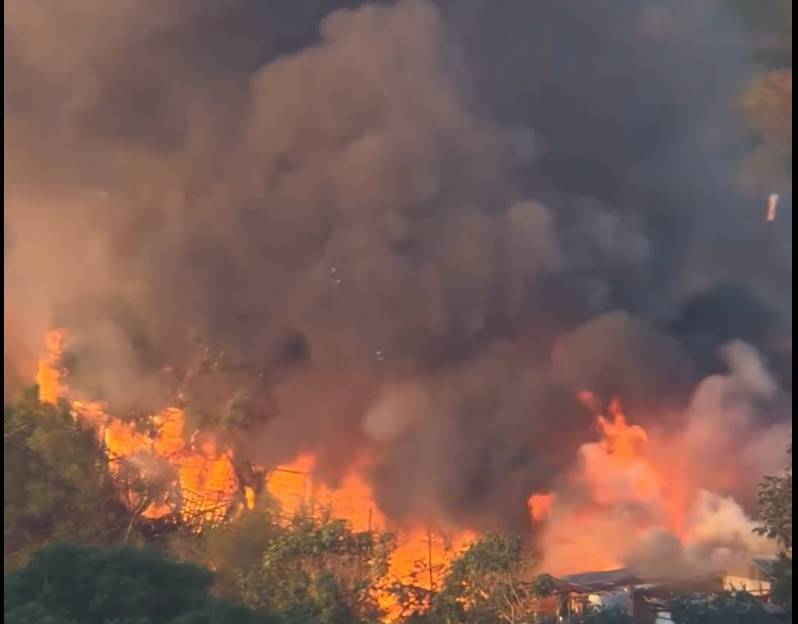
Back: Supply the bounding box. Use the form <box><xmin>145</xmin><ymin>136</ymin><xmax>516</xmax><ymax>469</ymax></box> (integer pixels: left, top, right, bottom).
<box><xmin>626</xmin><ymin>490</ymin><xmax>774</xmax><ymax>579</ymax></box>
<box><xmin>538</xmin><ymin>341</ymin><xmax>789</xmax><ymax>578</ymax></box>
<box><xmin>681</xmin><ymin>341</ymin><xmax>791</xmax><ymax>501</ymax></box>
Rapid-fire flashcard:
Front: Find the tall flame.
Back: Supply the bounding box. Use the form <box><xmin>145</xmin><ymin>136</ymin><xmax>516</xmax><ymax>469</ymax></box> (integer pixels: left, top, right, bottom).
<box><xmin>36</xmin><ymin>329</ymin><xmax>65</xmax><ymax>405</ymax></box>
<box><xmin>533</xmin><ymin>394</ymin><xmax>772</xmax><ymax>576</ymax></box>
<box><xmin>584</xmin><ymin>398</ymin><xmax>664</xmax><ymax>509</ymax></box>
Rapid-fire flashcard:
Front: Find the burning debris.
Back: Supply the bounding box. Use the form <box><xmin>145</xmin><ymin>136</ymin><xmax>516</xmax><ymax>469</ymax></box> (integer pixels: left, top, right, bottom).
<box><xmin>768</xmin><ymin>193</ymin><xmax>781</xmax><ymax>222</ymax></box>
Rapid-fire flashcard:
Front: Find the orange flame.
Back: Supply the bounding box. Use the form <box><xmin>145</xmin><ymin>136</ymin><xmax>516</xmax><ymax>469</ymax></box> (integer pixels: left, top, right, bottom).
<box><xmin>36</xmin><ymin>329</ymin><xmax>65</xmax><ymax>404</ymax></box>
<box><xmin>263</xmin><ymin>453</ymin><xmax>477</xmax><ymax>620</ymax></box>
<box><xmin>533</xmin><ymin>396</ymin><xmax>717</xmax><ymax>575</ymax></box>
<box><xmin>34</xmin><ymin>330</ymin><xmax>475</xmax><ymax>620</ymax></box>
<box><xmin>586</xmin><ymin>399</ymin><xmax>663</xmax><ymax>505</ymax></box>
<box><xmin>528</xmin><ymin>493</ymin><xmax>554</xmax><ymax>523</ymax></box>
<box><xmin>36</xmin><ymin>330</ymin><xmax>240</xmax><ymax>523</ymax></box>
<box><xmin>38</xmin><ymin>331</ymin><xmax>770</xmax><ymax>613</ymax></box>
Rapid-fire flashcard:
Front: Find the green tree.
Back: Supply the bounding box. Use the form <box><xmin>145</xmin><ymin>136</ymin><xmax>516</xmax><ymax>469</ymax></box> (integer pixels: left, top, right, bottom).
<box><xmin>768</xmin><ymin>554</ymin><xmax>792</xmax><ymax>613</ymax></box>
<box><xmin>579</xmin><ymin>606</ymin><xmax>635</xmax><ymax>624</ymax></box>
<box><xmin>4</xmin><ymin>542</ymin><xmax>278</xmax><ymax>624</ymax></box>
<box><xmin>669</xmin><ymin>591</ymin><xmax>775</xmax><ymax>624</ymax></box>
<box><xmin>754</xmin><ymin>446</ymin><xmax>792</xmax><ymax>611</ymax></box>
<box><xmin>168</xmin><ymin>497</ymin><xmax>285</xmax><ymax>599</ymax></box>
<box><xmin>178</xmin><ymin>505</ymin><xmax>393</xmax><ymax>624</ymax></box>
<box><xmin>426</xmin><ymin>534</ymin><xmax>540</xmax><ymax>624</ymax></box>
<box><xmin>4</xmin><ymin>388</ymin><xmax>130</xmax><ymax>570</ymax></box>
<box><xmin>755</xmin><ymin>447</ymin><xmax>792</xmax><ymax>550</ymax></box>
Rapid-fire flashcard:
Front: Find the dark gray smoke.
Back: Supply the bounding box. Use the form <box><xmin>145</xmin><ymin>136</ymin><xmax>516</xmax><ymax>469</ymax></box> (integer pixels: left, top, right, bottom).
<box><xmin>4</xmin><ymin>0</ymin><xmax>792</xmax><ymax>531</ymax></box>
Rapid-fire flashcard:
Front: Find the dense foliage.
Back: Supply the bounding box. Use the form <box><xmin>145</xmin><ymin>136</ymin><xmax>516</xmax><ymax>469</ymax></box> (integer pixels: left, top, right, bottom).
<box><xmin>669</xmin><ymin>591</ymin><xmax>775</xmax><ymax>624</ymax></box>
<box><xmin>754</xmin><ymin>447</ymin><xmax>792</xmax><ymax>611</ymax></box>
<box><xmin>768</xmin><ymin>553</ymin><xmax>792</xmax><ymax>612</ymax></box>
<box><xmin>237</xmin><ymin>510</ymin><xmax>392</xmax><ymax>624</ymax></box>
<box><xmin>578</xmin><ymin>607</ymin><xmax>635</xmax><ymax>624</ymax></box>
<box><xmin>4</xmin><ymin>542</ymin><xmax>276</xmax><ymax>624</ymax></box>
<box><xmin>171</xmin><ymin>503</ymin><xmax>394</xmax><ymax>624</ymax></box>
<box><xmin>4</xmin><ymin>389</ymin><xmax>130</xmax><ymax>570</ymax></box>
<box><xmin>420</xmin><ymin>534</ymin><xmax>543</xmax><ymax>624</ymax></box>
<box><xmin>755</xmin><ymin>447</ymin><xmax>793</xmax><ymax>550</ymax></box>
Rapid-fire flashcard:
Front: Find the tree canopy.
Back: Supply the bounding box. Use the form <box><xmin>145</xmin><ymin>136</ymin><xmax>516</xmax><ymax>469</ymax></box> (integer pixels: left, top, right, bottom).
<box><xmin>669</xmin><ymin>591</ymin><xmax>776</xmax><ymax>624</ymax></box>
<box><xmin>238</xmin><ymin>510</ymin><xmax>393</xmax><ymax>624</ymax></box>
<box><xmin>172</xmin><ymin>504</ymin><xmax>395</xmax><ymax>624</ymax></box>
<box><xmin>4</xmin><ymin>389</ymin><xmax>130</xmax><ymax>570</ymax></box>
<box><xmin>423</xmin><ymin>534</ymin><xmax>542</xmax><ymax>624</ymax></box>
<box><xmin>578</xmin><ymin>607</ymin><xmax>635</xmax><ymax>624</ymax></box>
<box><xmin>754</xmin><ymin>446</ymin><xmax>792</xmax><ymax>611</ymax></box>
<box><xmin>4</xmin><ymin>542</ymin><xmax>277</xmax><ymax>624</ymax></box>
<box><xmin>755</xmin><ymin>446</ymin><xmax>792</xmax><ymax>551</ymax></box>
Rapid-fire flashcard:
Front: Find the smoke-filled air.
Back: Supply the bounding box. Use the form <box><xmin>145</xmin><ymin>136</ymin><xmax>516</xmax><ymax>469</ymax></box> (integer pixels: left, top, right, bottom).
<box><xmin>4</xmin><ymin>0</ymin><xmax>792</xmax><ymax>607</ymax></box>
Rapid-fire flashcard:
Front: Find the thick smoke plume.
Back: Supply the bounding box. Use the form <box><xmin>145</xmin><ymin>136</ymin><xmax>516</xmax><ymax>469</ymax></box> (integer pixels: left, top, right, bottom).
<box><xmin>4</xmin><ymin>0</ymin><xmax>792</xmax><ymax>536</ymax></box>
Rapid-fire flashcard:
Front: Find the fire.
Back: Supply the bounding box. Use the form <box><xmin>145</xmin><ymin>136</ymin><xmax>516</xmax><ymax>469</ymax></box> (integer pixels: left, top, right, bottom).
<box><xmin>528</xmin><ymin>493</ymin><xmax>554</xmax><ymax>523</ymax></box>
<box><xmin>36</xmin><ymin>329</ymin><xmax>65</xmax><ymax>405</ymax></box>
<box><xmin>534</xmin><ymin>395</ymin><xmax>771</xmax><ymax>577</ymax></box>
<box><xmin>38</xmin><ymin>329</ymin><xmax>770</xmax><ymax>614</ymax></box>
<box><xmin>535</xmin><ymin>397</ymin><xmax>686</xmax><ymax>575</ymax></box>
<box><xmin>265</xmin><ymin>454</ymin><xmax>316</xmax><ymax>518</ymax></box>
<box><xmin>244</xmin><ymin>486</ymin><xmax>256</xmax><ymax>511</ymax></box>
<box><xmin>597</xmin><ymin>399</ymin><xmax>649</xmax><ymax>460</ymax></box>
<box><xmin>263</xmin><ymin>453</ymin><xmax>477</xmax><ymax>619</ymax></box>
<box><xmin>34</xmin><ymin>329</ymin><xmax>476</xmax><ymax>620</ymax></box>
<box><xmin>584</xmin><ymin>398</ymin><xmax>663</xmax><ymax>507</ymax></box>
<box><xmin>36</xmin><ymin>330</ymin><xmax>241</xmax><ymax>525</ymax></box>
